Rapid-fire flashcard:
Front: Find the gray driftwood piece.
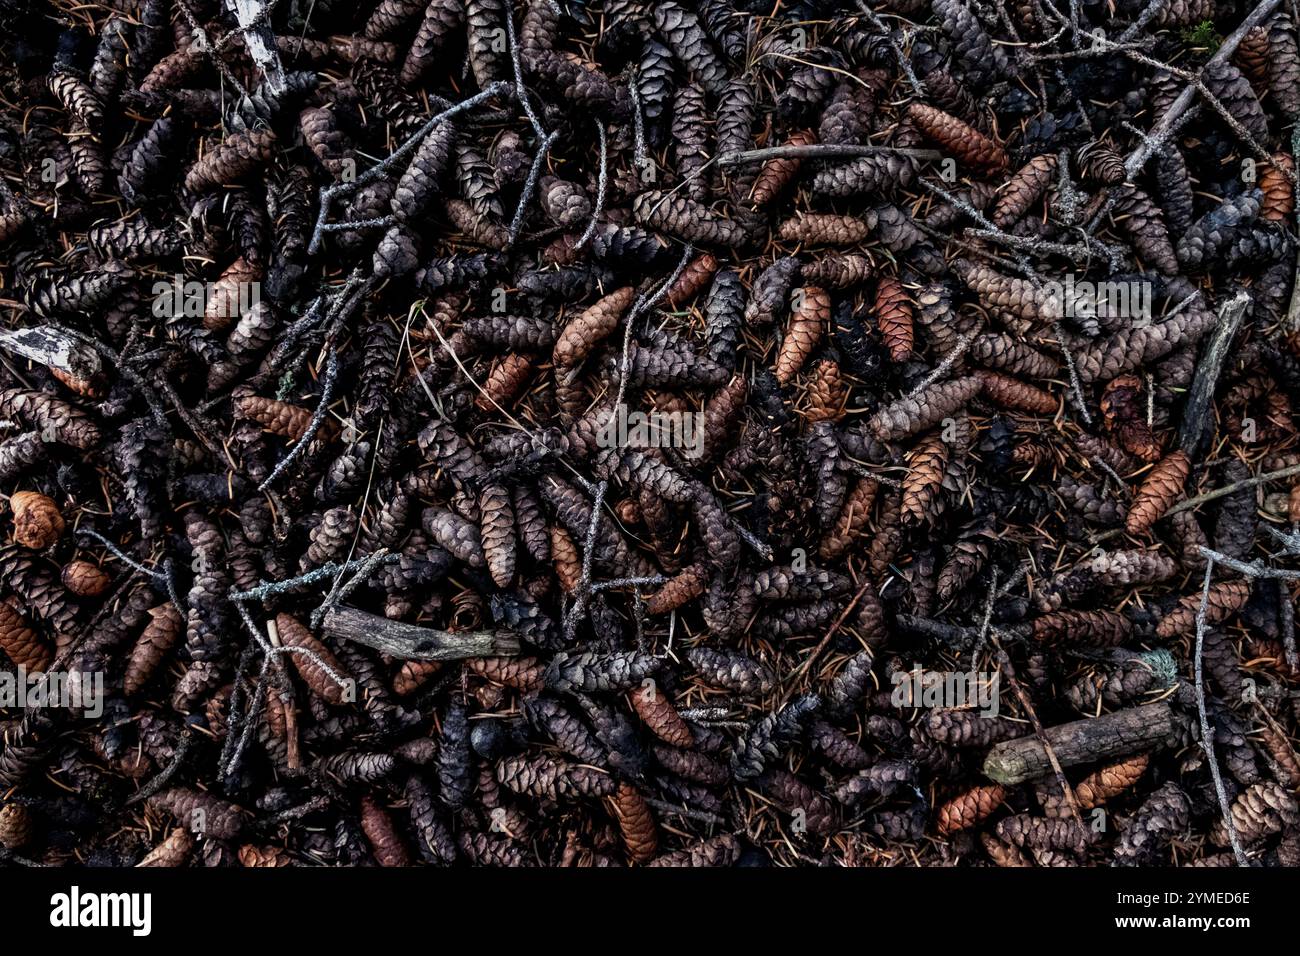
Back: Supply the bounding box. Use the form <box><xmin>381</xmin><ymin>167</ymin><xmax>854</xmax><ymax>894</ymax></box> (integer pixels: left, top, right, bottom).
<box><xmin>982</xmin><ymin>702</ymin><xmax>1178</xmax><ymax>785</ymax></box>
<box><xmin>1177</xmin><ymin>290</ymin><xmax>1250</xmax><ymax>460</ymax></box>
<box><xmin>321</xmin><ymin>606</ymin><xmax>520</xmax><ymax>660</ymax></box>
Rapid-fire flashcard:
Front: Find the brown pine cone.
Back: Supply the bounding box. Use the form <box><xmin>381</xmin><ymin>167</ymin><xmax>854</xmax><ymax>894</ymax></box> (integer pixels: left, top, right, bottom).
<box><xmin>360</xmin><ymin>795</ymin><xmax>412</xmax><ymax>866</ymax></box>
<box><xmin>1227</xmin><ymin>25</ymin><xmax>1268</xmax><ymax>87</ymax></box>
<box><xmin>902</xmin><ymin>432</ymin><xmax>950</xmax><ymax>526</ymax></box>
<box><xmin>237</xmin><ymin>396</ymin><xmax>314</xmax><ymax>441</ymax></box>
<box><xmin>804</xmin><ymin>359</ymin><xmax>848</xmax><ymax>422</ymax></box>
<box><xmin>774</xmin><ymin>286</ymin><xmax>828</xmax><ymax>384</ymax></box>
<box><xmin>936</xmin><ymin>784</ymin><xmax>1006</xmax><ymax>835</ymax></box>
<box><xmin>874</xmin><ymin>276</ymin><xmax>914</xmax><ymax>362</ymax></box>
<box><xmin>977</xmin><ymin>370</ymin><xmax>1056</xmax><ymax>414</ymax></box>
<box><xmin>10</xmin><ymin>490</ymin><xmax>64</xmax><ymax>550</ymax></box>
<box><xmin>1155</xmin><ymin>580</ymin><xmax>1252</xmax><ymax>639</ymax></box>
<box><xmin>1125</xmin><ymin>450</ymin><xmax>1190</xmax><ymax>535</ymax></box>
<box><xmin>868</xmin><ymin>375</ymin><xmax>981</xmax><ymax>442</ymax></box>
<box><xmin>777</xmin><ymin>212</ymin><xmax>871</xmax><ymax>246</ymax></box>
<box><xmin>136</xmin><ymin>828</ymin><xmax>195</xmax><ymax>867</ymax></box>
<box><xmin>275</xmin><ymin>613</ymin><xmax>353</xmax><ymax>705</ymax></box>
<box><xmin>610</xmin><ymin>783</ymin><xmax>659</xmax><ymax>863</ymax></box>
<box><xmin>124</xmin><ymin>604</ymin><xmax>183</xmax><ymax>696</ymax></box>
<box><xmin>147</xmin><ymin>788</ymin><xmax>245</xmax><ymax>840</ymax></box>
<box><xmin>907</xmin><ymin>102</ymin><xmax>1008</xmax><ymax>172</ymax></box>
<box><xmin>991</xmin><ymin>154</ymin><xmax>1057</xmax><ymax>227</ymax></box>
<box><xmin>550</xmin><ymin>524</ymin><xmax>582</xmax><ymax>592</ymax></box>
<box><xmin>1028</xmin><ymin>609</ymin><xmax>1132</xmax><ymax>647</ymax></box>
<box><xmin>663</xmin><ymin>253</ymin><xmax>719</xmax><ymax>307</ymax></box>
<box><xmin>1040</xmin><ymin>753</ymin><xmax>1150</xmax><ymax>816</ymax></box>
<box><xmin>1260</xmin><ymin>153</ymin><xmax>1296</xmax><ymax>222</ymax></box>
<box><xmin>185</xmin><ymin>129</ymin><xmax>276</xmax><ymax>192</ymax></box>
<box><xmin>554</xmin><ymin>286</ymin><xmax>634</xmax><ymax>367</ymax></box>
<box><xmin>752</xmin><ymin>129</ymin><xmax>817</xmax><ymax>206</ymax></box>
<box><xmin>60</xmin><ymin>559</ymin><xmax>109</xmax><ymax>597</ymax></box>
<box><xmin>819</xmin><ymin>476</ymin><xmax>879</xmax><ymax>561</ymax></box>
<box><xmin>627</xmin><ymin>682</ymin><xmax>693</xmax><ymax>747</ymax></box>
<box><xmin>466</xmin><ymin>656</ymin><xmax>545</xmax><ymax>692</ymax></box>
<box><xmin>0</xmin><ymin>602</ymin><xmax>50</xmax><ymax>671</ymax></box>
<box><xmin>476</xmin><ymin>353</ymin><xmax>534</xmax><ymax>411</ymax></box>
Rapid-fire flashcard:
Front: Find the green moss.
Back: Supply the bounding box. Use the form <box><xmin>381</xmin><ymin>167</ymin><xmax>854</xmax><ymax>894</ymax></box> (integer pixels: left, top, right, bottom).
<box><xmin>1181</xmin><ymin>19</ymin><xmax>1222</xmax><ymax>52</ymax></box>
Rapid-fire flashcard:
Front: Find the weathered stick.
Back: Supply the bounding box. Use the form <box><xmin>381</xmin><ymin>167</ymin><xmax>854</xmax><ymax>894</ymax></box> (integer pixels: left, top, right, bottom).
<box><xmin>1177</xmin><ymin>290</ymin><xmax>1251</xmax><ymax>459</ymax></box>
<box><xmin>982</xmin><ymin>702</ymin><xmax>1178</xmax><ymax>784</ymax></box>
<box><xmin>0</xmin><ymin>326</ymin><xmax>103</xmax><ymax>386</ymax></box>
<box><xmin>320</xmin><ymin>606</ymin><xmax>520</xmax><ymax>660</ymax></box>
<box><xmin>717</xmin><ymin>143</ymin><xmax>942</xmax><ymax>166</ymax></box>
<box><xmin>231</xmin><ymin>0</ymin><xmax>286</xmax><ymax>95</ymax></box>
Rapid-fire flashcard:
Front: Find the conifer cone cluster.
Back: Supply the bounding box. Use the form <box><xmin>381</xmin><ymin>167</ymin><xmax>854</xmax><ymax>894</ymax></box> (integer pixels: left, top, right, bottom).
<box><xmin>2</xmin><ymin>0</ymin><xmax>1300</xmax><ymax>871</ymax></box>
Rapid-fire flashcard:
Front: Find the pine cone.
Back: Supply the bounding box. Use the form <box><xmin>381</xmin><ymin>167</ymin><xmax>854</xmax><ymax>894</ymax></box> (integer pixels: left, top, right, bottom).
<box><xmin>907</xmin><ymin>103</ymin><xmax>1008</xmax><ymax>172</ymax></box>
<box><xmin>1155</xmin><ymin>579</ymin><xmax>1252</xmax><ymax>638</ymax></box>
<box><xmin>936</xmin><ymin>784</ymin><xmax>1006</xmax><ymax>835</ymax></box>
<box><xmin>774</xmin><ymin>286</ymin><xmax>828</xmax><ymax>384</ymax></box>
<box><xmin>868</xmin><ymin>375</ymin><xmax>981</xmax><ymax>442</ymax></box>
<box><xmin>0</xmin><ymin>602</ymin><xmax>51</xmax><ymax>671</ymax></box>
<box><xmin>275</xmin><ymin>613</ymin><xmax>353</xmax><ymax>705</ymax></box>
<box><xmin>991</xmin><ymin>154</ymin><xmax>1057</xmax><ymax>227</ymax></box>
<box><xmin>1125</xmin><ymin>450</ymin><xmax>1190</xmax><ymax>535</ymax></box>
<box><xmin>147</xmin><ymin>788</ymin><xmax>246</xmax><ymax>840</ymax></box>
<box><xmin>634</xmin><ymin>191</ymin><xmax>747</xmax><ymax>246</ymax></box>
<box><xmin>777</xmin><ymin>212</ymin><xmax>871</xmax><ymax>246</ymax></box>
<box><xmin>610</xmin><ymin>783</ymin><xmax>659</xmax><ymax>863</ymax></box>
<box><xmin>685</xmin><ymin>645</ymin><xmax>774</xmax><ymax>697</ymax></box>
<box><xmin>9</xmin><ymin>490</ymin><xmax>64</xmax><ymax>550</ymax></box>
<box><xmin>752</xmin><ymin>129</ymin><xmax>817</xmax><ymax>206</ymax></box>
<box><xmin>184</xmin><ymin>129</ymin><xmax>276</xmax><ymax>192</ymax></box>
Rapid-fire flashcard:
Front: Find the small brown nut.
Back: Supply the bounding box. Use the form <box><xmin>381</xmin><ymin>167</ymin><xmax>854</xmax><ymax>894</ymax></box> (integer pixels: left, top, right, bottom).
<box><xmin>61</xmin><ymin>559</ymin><xmax>111</xmax><ymax>597</ymax></box>
<box><xmin>10</xmin><ymin>490</ymin><xmax>64</xmax><ymax>550</ymax></box>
